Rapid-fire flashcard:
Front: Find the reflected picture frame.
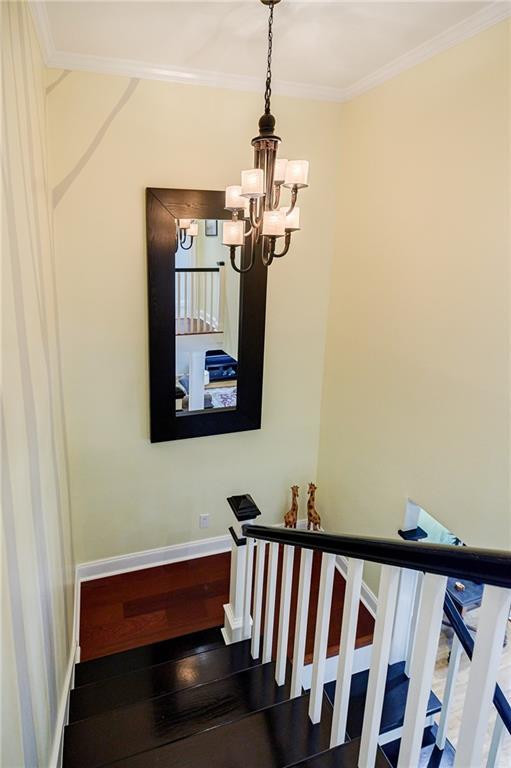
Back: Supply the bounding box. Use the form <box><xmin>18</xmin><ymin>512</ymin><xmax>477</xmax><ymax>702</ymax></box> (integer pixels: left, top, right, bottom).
<box><xmin>205</xmin><ymin>219</ymin><xmax>218</xmax><ymax>237</ymax></box>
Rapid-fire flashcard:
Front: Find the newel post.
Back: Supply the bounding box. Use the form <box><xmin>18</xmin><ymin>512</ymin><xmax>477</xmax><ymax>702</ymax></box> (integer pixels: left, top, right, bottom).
<box><xmin>221</xmin><ymin>494</ymin><xmax>261</xmax><ymax>645</ymax></box>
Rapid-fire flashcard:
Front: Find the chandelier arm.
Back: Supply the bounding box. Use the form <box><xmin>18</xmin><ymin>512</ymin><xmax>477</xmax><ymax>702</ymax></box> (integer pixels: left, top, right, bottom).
<box><xmin>271</xmin><ymin>183</ymin><xmax>282</xmax><ymax>210</ymax></box>
<box><xmin>249</xmin><ymin>197</ymin><xmax>264</xmax><ymax>230</ymax></box>
<box><xmin>262</xmin><ymin>236</ymin><xmax>277</xmax><ymax>266</ymax></box>
<box><xmin>229</xmin><ymin>245</ymin><xmax>255</xmax><ymax>274</ymax></box>
<box><xmin>286</xmin><ymin>185</ymin><xmax>299</xmax><ymax>216</ymax></box>
<box><xmin>261</xmin><ymin>249</ymin><xmax>274</xmax><ymax>267</ymax></box>
<box><xmin>268</xmin><ymin>231</ymin><xmax>291</xmax><ymax>259</ymax></box>
<box><xmin>180</xmin><ymin>236</ymin><xmax>194</xmax><ymax>251</ymax></box>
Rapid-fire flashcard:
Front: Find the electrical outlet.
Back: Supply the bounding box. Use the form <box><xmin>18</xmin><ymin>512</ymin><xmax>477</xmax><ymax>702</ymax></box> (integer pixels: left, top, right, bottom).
<box><xmin>199</xmin><ymin>514</ymin><xmax>210</xmax><ymax>529</ymax></box>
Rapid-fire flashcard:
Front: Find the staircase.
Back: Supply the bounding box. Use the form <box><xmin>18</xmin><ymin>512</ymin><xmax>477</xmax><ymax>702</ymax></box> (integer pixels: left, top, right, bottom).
<box><xmin>64</xmin><ymin>626</ymin><xmax>390</xmax><ymax>767</ymax></box>
<box><xmin>62</xmin><ymin>515</ymin><xmax>511</xmax><ymax>767</ymax></box>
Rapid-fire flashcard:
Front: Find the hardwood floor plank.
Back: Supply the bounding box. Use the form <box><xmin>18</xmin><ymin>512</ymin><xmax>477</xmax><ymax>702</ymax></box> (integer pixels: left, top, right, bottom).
<box><xmin>79</xmin><ymin>553</ymin><xmax>231</xmax><ymax>660</ymax></box>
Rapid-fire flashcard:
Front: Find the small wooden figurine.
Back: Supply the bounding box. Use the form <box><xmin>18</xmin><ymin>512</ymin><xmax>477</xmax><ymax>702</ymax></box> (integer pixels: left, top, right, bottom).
<box><xmin>307</xmin><ymin>483</ymin><xmax>321</xmax><ymax>531</ymax></box>
<box><xmin>284</xmin><ymin>485</ymin><xmax>299</xmax><ymax>529</ymax></box>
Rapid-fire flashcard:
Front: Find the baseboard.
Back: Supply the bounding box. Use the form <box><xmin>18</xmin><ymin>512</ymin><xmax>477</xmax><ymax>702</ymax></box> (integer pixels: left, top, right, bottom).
<box><xmin>76</xmin><ymin>533</ymin><xmax>232</xmax><ymax>582</ymax></box>
<box><xmin>48</xmin><ymin>642</ymin><xmax>79</xmax><ymax>768</ymax></box>
<box><xmin>76</xmin><ymin>519</ymin><xmax>310</xmax><ymax>583</ymax></box>
<box><xmin>48</xmin><ymin>569</ymin><xmax>81</xmax><ymax>768</ymax></box>
<box><xmin>301</xmin><ymin>643</ymin><xmax>372</xmax><ymax>690</ymax></box>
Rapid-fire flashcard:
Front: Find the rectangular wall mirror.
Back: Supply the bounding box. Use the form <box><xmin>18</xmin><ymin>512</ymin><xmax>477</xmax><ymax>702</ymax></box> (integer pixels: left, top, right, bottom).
<box><xmin>146</xmin><ymin>188</ymin><xmax>268</xmax><ymax>442</ymax></box>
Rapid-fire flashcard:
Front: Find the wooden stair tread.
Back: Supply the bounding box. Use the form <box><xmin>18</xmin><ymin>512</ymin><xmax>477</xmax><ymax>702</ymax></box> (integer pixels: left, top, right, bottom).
<box><xmin>74</xmin><ymin>626</ymin><xmax>224</xmax><ymax>687</ymax></box>
<box><xmin>70</xmin><ymin>639</ymin><xmax>260</xmax><ymax>723</ymax></box>
<box><xmin>382</xmin><ymin>724</ymin><xmax>456</xmax><ymax>768</ymax></box>
<box><xmin>325</xmin><ymin>661</ymin><xmax>441</xmax><ymax>739</ymax></box>
<box><xmin>102</xmin><ymin>692</ymin><xmax>334</xmax><ymax>768</ymax></box>
<box><xmin>64</xmin><ymin>662</ymin><xmax>290</xmax><ymax>768</ymax></box>
<box><xmin>287</xmin><ymin>738</ymin><xmax>391</xmax><ymax>767</ymax></box>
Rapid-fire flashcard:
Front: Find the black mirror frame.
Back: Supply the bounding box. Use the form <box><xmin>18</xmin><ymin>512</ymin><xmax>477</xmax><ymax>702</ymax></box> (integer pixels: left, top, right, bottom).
<box><xmin>146</xmin><ymin>188</ymin><xmax>268</xmax><ymax>442</ymax></box>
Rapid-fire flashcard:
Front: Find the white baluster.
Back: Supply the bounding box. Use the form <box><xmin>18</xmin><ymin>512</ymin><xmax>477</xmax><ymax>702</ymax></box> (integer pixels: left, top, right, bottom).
<box><xmin>201</xmin><ymin>272</ymin><xmax>206</xmax><ymax>331</ymax></box>
<box><xmin>405</xmin><ymin>571</ymin><xmax>423</xmax><ymax>676</ymax></box>
<box><xmin>398</xmin><ymin>573</ymin><xmax>447</xmax><ymax>768</ymax></box>
<box><xmin>179</xmin><ymin>272</ymin><xmax>183</xmax><ymax>321</ymax></box>
<box><xmin>455</xmin><ymin>586</ymin><xmax>511</xmax><ymax>768</ymax></box>
<box><xmin>275</xmin><ymin>545</ymin><xmax>295</xmax><ymax>686</ymax></box>
<box><xmin>330</xmin><ymin>557</ymin><xmax>364</xmax><ymax>747</ymax></box>
<box><xmin>191</xmin><ymin>271</ymin><xmax>196</xmax><ymax>328</ymax></box>
<box><xmin>218</xmin><ymin>263</ymin><xmax>226</xmax><ymax>331</ymax></box>
<box><xmin>243</xmin><ymin>536</ymin><xmax>255</xmax><ymax>640</ymax></box>
<box><xmin>359</xmin><ymin>565</ymin><xmax>400</xmax><ymax>767</ymax></box>
<box><xmin>436</xmin><ymin>633</ymin><xmax>463</xmax><ymax>749</ymax></box>
<box><xmin>209</xmin><ymin>272</ymin><xmax>214</xmax><ymax>328</ymax></box>
<box><xmin>291</xmin><ymin>548</ymin><xmax>313</xmax><ymax>698</ymax></box>
<box><xmin>487</xmin><ymin>715</ymin><xmax>505</xmax><ymax>768</ymax></box>
<box><xmin>262</xmin><ymin>542</ymin><xmax>279</xmax><ymax>663</ymax></box>
<box><xmin>391</xmin><ymin>568</ymin><xmax>420</xmax><ymax>665</ymax></box>
<box><xmin>309</xmin><ymin>552</ymin><xmax>336</xmax><ymax>724</ymax></box>
<box><xmin>175</xmin><ymin>273</ymin><xmax>179</xmax><ymax>325</ymax></box>
<box><xmin>184</xmin><ymin>272</ymin><xmax>189</xmax><ymax>324</ymax></box>
<box><xmin>251</xmin><ymin>540</ymin><xmax>267</xmax><ymax>660</ymax></box>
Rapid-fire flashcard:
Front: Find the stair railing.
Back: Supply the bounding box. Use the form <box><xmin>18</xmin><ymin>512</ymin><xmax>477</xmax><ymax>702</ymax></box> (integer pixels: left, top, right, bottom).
<box><xmin>175</xmin><ymin>264</ymin><xmax>224</xmax><ymax>334</ymax></box>
<box><xmin>236</xmin><ymin>524</ymin><xmax>510</xmax><ymax>768</ymax></box>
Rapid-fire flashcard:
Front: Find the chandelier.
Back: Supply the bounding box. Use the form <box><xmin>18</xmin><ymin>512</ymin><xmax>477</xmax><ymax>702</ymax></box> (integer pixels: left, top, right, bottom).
<box><xmin>222</xmin><ymin>0</ymin><xmax>309</xmax><ymax>273</ymax></box>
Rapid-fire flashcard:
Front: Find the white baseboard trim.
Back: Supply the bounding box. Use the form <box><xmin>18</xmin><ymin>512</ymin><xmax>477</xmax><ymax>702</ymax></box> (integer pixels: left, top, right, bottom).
<box><xmin>48</xmin><ymin>642</ymin><xmax>78</xmax><ymax>768</ymax></box>
<box><xmin>76</xmin><ymin>533</ymin><xmax>232</xmax><ymax>582</ymax></box>
<box><xmin>301</xmin><ymin>643</ymin><xmax>372</xmax><ymax>691</ymax></box>
<box><xmin>49</xmin><ymin>574</ymin><xmax>81</xmax><ymax>768</ymax></box>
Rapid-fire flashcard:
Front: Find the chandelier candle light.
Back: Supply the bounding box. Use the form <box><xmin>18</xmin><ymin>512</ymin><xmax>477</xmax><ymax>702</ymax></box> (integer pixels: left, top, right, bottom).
<box><xmin>222</xmin><ymin>0</ymin><xmax>309</xmax><ymax>273</ymax></box>
<box><xmin>177</xmin><ymin>219</ymin><xmax>198</xmax><ymax>250</ymax></box>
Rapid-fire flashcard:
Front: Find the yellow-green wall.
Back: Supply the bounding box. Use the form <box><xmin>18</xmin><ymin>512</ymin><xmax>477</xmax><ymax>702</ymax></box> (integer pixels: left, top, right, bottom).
<box><xmin>2</xmin><ymin>3</ymin><xmax>75</xmax><ymax>765</ymax></box>
<box><xmin>45</xmin><ymin>20</ymin><xmax>510</xmax><ymax>576</ymax></box>
<box><xmin>47</xmin><ymin>73</ymin><xmax>339</xmax><ymax>563</ymax></box>
<box><xmin>318</xmin><ymin>20</ymin><xmax>511</xmax><ymax>591</ymax></box>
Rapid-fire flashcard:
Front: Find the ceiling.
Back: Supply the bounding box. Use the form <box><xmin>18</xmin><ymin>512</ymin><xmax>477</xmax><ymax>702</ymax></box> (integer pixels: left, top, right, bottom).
<box><xmin>34</xmin><ymin>1</ymin><xmax>509</xmax><ymax>101</ymax></box>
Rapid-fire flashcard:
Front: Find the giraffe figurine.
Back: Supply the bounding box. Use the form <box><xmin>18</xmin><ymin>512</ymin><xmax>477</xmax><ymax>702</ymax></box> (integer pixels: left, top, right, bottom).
<box><xmin>284</xmin><ymin>485</ymin><xmax>299</xmax><ymax>529</ymax></box>
<box><xmin>307</xmin><ymin>483</ymin><xmax>321</xmax><ymax>531</ymax></box>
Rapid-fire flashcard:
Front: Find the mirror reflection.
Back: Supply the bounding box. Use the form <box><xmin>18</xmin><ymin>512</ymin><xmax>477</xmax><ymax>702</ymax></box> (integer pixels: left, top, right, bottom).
<box><xmin>175</xmin><ymin>219</ymin><xmax>240</xmax><ymax>414</ymax></box>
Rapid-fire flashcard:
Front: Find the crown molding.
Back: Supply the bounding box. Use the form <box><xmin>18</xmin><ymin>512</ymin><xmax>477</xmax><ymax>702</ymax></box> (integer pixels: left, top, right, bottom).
<box><xmin>341</xmin><ymin>2</ymin><xmax>511</xmax><ymax>102</ymax></box>
<box><xmin>28</xmin><ymin>0</ymin><xmax>56</xmax><ymax>60</ymax></box>
<box><xmin>44</xmin><ymin>49</ymin><xmax>345</xmax><ymax>102</ymax></box>
<box><xmin>31</xmin><ymin>1</ymin><xmax>510</xmax><ymax>104</ymax></box>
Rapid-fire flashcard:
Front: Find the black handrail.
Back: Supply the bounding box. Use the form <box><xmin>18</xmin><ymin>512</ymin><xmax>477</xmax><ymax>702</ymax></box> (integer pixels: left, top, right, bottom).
<box><xmin>175</xmin><ymin>267</ymin><xmax>220</xmax><ymax>273</ymax></box>
<box><xmin>242</xmin><ymin>525</ymin><xmax>511</xmax><ymax>589</ymax></box>
<box><xmin>444</xmin><ymin>593</ymin><xmax>511</xmax><ymax>735</ymax></box>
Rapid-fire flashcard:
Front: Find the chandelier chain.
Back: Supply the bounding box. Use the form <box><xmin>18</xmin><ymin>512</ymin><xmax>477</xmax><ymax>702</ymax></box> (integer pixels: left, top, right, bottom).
<box><xmin>264</xmin><ymin>1</ymin><xmax>274</xmax><ymax>115</ymax></box>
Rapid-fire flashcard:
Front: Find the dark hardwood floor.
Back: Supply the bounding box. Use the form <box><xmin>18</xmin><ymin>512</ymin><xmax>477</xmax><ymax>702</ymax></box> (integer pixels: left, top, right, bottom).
<box><xmin>80</xmin><ymin>549</ymin><xmax>374</xmax><ymax>662</ymax></box>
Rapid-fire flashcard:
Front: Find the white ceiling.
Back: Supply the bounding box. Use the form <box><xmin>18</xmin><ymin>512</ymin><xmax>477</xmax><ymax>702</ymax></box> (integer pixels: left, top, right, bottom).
<box><xmin>34</xmin><ymin>1</ymin><xmax>510</xmax><ymax>100</ymax></box>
